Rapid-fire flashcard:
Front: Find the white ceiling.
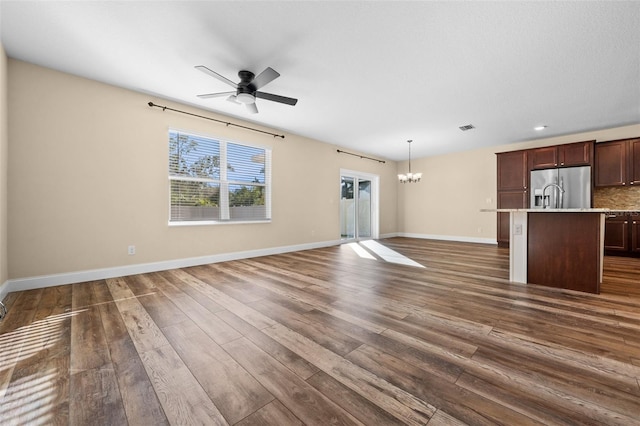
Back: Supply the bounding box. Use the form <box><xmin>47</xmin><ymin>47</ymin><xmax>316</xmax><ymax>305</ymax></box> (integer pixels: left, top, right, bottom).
<box><xmin>1</xmin><ymin>1</ymin><xmax>639</xmax><ymax>161</ymax></box>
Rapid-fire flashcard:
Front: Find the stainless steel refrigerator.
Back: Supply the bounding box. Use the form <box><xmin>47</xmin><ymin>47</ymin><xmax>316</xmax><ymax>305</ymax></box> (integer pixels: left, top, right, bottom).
<box><xmin>530</xmin><ymin>166</ymin><xmax>591</xmax><ymax>209</ymax></box>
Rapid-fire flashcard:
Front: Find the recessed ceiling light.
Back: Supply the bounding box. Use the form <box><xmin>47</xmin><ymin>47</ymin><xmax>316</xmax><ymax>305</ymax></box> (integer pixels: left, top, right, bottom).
<box><xmin>534</xmin><ymin>125</ymin><xmax>547</xmax><ymax>131</ymax></box>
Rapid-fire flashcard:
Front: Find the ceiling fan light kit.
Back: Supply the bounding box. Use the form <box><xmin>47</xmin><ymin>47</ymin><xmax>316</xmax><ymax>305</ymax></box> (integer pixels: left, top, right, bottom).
<box><xmin>196</xmin><ymin>65</ymin><xmax>298</xmax><ymax>114</ymax></box>
<box><xmin>398</xmin><ymin>139</ymin><xmax>422</xmax><ymax>183</ymax></box>
<box><xmin>235</xmin><ymin>93</ymin><xmax>255</xmax><ymax>104</ymax></box>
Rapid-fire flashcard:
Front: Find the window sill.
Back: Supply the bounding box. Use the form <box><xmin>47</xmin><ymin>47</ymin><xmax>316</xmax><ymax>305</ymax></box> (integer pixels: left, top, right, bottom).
<box><xmin>168</xmin><ymin>219</ymin><xmax>272</xmax><ymax>227</ymax></box>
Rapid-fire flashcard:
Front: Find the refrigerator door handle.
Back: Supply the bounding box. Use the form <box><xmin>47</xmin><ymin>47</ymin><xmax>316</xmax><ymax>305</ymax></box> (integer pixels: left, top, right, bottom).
<box><xmin>559</xmin><ymin>177</ymin><xmax>564</xmax><ymax>208</ymax></box>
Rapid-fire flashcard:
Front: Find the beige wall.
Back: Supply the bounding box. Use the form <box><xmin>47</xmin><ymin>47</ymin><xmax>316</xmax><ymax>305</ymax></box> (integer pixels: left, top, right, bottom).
<box><xmin>6</xmin><ymin>58</ymin><xmax>639</xmax><ymax>284</ymax></box>
<box><xmin>0</xmin><ymin>45</ymin><xmax>8</xmax><ymax>287</ymax></box>
<box><xmin>7</xmin><ymin>60</ymin><xmax>397</xmax><ymax>280</ymax></box>
<box><xmin>398</xmin><ymin>146</ymin><xmax>497</xmax><ymax>240</ymax></box>
<box><xmin>399</xmin><ymin>124</ymin><xmax>640</xmax><ymax>241</ymax></box>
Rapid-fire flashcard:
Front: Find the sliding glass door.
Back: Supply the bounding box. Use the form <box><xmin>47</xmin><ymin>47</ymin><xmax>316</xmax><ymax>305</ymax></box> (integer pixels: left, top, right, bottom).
<box><xmin>340</xmin><ymin>170</ymin><xmax>378</xmax><ymax>241</ymax></box>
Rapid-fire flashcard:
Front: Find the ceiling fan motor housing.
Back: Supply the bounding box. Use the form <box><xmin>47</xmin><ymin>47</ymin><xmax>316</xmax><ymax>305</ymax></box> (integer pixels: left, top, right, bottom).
<box><xmin>238</xmin><ymin>70</ymin><xmax>255</xmax><ymax>83</ymax></box>
<box><xmin>236</xmin><ymin>70</ymin><xmax>257</xmax><ymax>102</ymax></box>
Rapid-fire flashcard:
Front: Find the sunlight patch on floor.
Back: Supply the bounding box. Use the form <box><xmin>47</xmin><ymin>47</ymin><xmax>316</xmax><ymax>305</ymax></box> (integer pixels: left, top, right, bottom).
<box><xmin>0</xmin><ymin>309</ymin><xmax>85</xmax><ymax>425</ymax></box>
<box><xmin>0</xmin><ymin>310</ymin><xmax>84</xmax><ymax>370</ymax></box>
<box><xmin>346</xmin><ymin>240</ymin><xmax>425</xmax><ymax>268</ymax></box>
<box><xmin>0</xmin><ymin>368</ymin><xmax>58</xmax><ymax>425</ymax></box>
<box><xmin>345</xmin><ymin>242</ymin><xmax>376</xmax><ymax>260</ymax></box>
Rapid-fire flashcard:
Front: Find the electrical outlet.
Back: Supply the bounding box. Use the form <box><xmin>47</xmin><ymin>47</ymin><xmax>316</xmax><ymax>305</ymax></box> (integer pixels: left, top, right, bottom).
<box><xmin>514</xmin><ymin>224</ymin><xmax>523</xmax><ymax>236</ymax></box>
<box><xmin>128</xmin><ymin>245</ymin><xmax>136</xmax><ymax>255</ymax></box>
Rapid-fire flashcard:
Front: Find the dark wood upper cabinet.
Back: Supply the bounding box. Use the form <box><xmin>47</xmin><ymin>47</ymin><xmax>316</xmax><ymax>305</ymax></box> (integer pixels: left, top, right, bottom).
<box><xmin>558</xmin><ymin>141</ymin><xmax>593</xmax><ymax>167</ymax></box>
<box><xmin>496</xmin><ymin>150</ymin><xmax>528</xmax><ymax>246</ymax></box>
<box><xmin>629</xmin><ymin>138</ymin><xmax>640</xmax><ymax>185</ymax></box>
<box><xmin>497</xmin><ymin>150</ymin><xmax>528</xmax><ymax>191</ymax></box>
<box><xmin>530</xmin><ymin>141</ymin><xmax>593</xmax><ymax>169</ymax></box>
<box><xmin>497</xmin><ymin>190</ymin><xmax>529</xmax><ymax>209</ymax></box>
<box><xmin>528</xmin><ymin>146</ymin><xmax>558</xmax><ymax>169</ymax></box>
<box><xmin>595</xmin><ymin>138</ymin><xmax>640</xmax><ymax>187</ymax></box>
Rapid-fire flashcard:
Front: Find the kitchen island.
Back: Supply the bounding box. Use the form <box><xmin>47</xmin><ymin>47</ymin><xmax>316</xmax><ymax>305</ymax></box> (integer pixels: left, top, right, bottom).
<box><xmin>485</xmin><ymin>209</ymin><xmax>609</xmax><ymax>294</ymax></box>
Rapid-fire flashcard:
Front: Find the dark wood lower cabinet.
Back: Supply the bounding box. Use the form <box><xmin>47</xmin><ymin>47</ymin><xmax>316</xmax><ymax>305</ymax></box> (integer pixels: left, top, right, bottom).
<box><xmin>604</xmin><ymin>216</ymin><xmax>629</xmax><ymax>252</ymax></box>
<box><xmin>605</xmin><ymin>213</ymin><xmax>640</xmax><ymax>256</ymax></box>
<box><xmin>632</xmin><ymin>218</ymin><xmax>640</xmax><ymax>253</ymax></box>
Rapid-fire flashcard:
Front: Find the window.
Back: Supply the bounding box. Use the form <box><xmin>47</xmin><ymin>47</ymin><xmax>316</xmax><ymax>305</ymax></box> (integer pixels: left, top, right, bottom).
<box><xmin>169</xmin><ymin>130</ymin><xmax>271</xmax><ymax>224</ymax></box>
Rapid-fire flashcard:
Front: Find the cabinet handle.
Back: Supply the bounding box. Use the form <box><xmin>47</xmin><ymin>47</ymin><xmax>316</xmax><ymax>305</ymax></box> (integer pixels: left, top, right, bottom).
<box><xmin>622</xmin><ymin>182</ymin><xmax>626</xmax><ymax>185</ymax></box>
<box><xmin>560</xmin><ymin>162</ymin><xmax>564</xmax><ymax>166</ymax></box>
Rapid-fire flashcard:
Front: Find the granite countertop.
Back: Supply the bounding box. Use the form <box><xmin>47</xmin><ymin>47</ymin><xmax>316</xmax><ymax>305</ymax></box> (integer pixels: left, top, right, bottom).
<box><xmin>602</xmin><ymin>210</ymin><xmax>640</xmax><ymax>216</ymax></box>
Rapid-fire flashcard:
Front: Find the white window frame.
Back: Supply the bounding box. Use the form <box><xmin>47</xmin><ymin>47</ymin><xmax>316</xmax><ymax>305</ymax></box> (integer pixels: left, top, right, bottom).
<box><xmin>168</xmin><ymin>129</ymin><xmax>272</xmax><ymax>226</ymax></box>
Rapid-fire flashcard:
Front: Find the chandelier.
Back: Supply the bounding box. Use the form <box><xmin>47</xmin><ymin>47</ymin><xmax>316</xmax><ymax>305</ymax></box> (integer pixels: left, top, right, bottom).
<box><xmin>398</xmin><ymin>140</ymin><xmax>422</xmax><ymax>183</ymax></box>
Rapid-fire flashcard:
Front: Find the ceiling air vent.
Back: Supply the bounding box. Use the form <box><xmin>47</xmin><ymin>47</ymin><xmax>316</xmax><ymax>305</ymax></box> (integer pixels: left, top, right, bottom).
<box><xmin>459</xmin><ymin>124</ymin><xmax>475</xmax><ymax>131</ymax></box>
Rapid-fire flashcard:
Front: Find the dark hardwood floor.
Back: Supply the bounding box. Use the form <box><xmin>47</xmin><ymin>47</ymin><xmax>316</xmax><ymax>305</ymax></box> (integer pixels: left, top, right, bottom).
<box><xmin>1</xmin><ymin>238</ymin><xmax>640</xmax><ymax>425</ymax></box>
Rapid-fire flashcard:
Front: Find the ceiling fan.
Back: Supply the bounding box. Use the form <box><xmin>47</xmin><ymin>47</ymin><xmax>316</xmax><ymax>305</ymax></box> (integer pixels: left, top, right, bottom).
<box><xmin>195</xmin><ymin>65</ymin><xmax>298</xmax><ymax>114</ymax></box>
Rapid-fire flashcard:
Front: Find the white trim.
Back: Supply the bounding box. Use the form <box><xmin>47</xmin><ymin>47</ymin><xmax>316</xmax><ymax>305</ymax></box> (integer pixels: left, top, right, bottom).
<box><xmin>3</xmin><ymin>239</ymin><xmax>342</xmax><ymax>295</ymax></box>
<box><xmin>265</xmin><ymin>149</ymin><xmax>272</xmax><ymax>219</ymax></box>
<box><xmin>339</xmin><ymin>169</ymin><xmax>380</xmax><ymax>240</ymax></box>
<box><xmin>379</xmin><ymin>232</ymin><xmax>400</xmax><ymax>239</ymax></box>
<box><xmin>396</xmin><ymin>232</ymin><xmax>498</xmax><ymax>245</ymax></box>
<box><xmin>168</xmin><ymin>219</ymin><xmax>271</xmax><ymax>227</ymax></box>
<box><xmin>220</xmin><ymin>141</ymin><xmax>229</xmax><ymax>220</ymax></box>
<box><xmin>0</xmin><ymin>280</ymin><xmax>8</xmax><ymax>302</ymax></box>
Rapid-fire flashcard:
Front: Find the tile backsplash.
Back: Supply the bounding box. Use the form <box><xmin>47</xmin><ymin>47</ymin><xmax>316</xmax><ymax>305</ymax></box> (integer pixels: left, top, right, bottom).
<box><xmin>593</xmin><ymin>186</ymin><xmax>640</xmax><ymax>210</ymax></box>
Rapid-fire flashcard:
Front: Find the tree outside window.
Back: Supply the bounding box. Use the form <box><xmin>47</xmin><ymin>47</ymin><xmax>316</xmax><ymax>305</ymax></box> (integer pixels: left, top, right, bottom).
<box><xmin>169</xmin><ymin>131</ymin><xmax>270</xmax><ymax>223</ymax></box>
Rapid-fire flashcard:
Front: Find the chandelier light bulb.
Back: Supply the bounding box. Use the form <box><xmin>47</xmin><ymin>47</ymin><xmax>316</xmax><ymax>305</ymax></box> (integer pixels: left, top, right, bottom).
<box><xmin>398</xmin><ymin>139</ymin><xmax>421</xmax><ymax>183</ymax></box>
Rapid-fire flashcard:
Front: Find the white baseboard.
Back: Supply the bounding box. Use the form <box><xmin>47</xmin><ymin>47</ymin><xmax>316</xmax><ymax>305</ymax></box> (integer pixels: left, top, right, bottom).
<box><xmin>396</xmin><ymin>232</ymin><xmax>497</xmax><ymax>245</ymax></box>
<box><xmin>3</xmin><ymin>239</ymin><xmax>342</xmax><ymax>296</ymax></box>
<box><xmin>0</xmin><ymin>279</ymin><xmax>8</xmax><ymax>303</ymax></box>
<box><xmin>0</xmin><ymin>235</ymin><xmax>497</xmax><ymax>299</ymax></box>
<box><xmin>379</xmin><ymin>232</ymin><xmax>399</xmax><ymax>239</ymax></box>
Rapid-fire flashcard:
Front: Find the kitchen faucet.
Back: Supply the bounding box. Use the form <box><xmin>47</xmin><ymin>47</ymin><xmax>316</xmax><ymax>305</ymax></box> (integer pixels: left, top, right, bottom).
<box><xmin>542</xmin><ymin>183</ymin><xmax>565</xmax><ymax>209</ymax></box>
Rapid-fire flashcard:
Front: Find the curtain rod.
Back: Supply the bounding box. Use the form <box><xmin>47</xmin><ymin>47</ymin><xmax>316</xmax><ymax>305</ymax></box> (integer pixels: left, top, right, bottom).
<box><xmin>147</xmin><ymin>102</ymin><xmax>285</xmax><ymax>139</ymax></box>
<box><xmin>336</xmin><ymin>149</ymin><xmax>386</xmax><ymax>164</ymax></box>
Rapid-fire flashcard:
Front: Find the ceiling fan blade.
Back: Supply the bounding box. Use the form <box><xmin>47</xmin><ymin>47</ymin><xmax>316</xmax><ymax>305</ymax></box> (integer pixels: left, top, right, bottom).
<box><xmin>251</xmin><ymin>67</ymin><xmax>280</xmax><ymax>89</ymax></box>
<box><xmin>226</xmin><ymin>95</ymin><xmax>240</xmax><ymax>104</ymax></box>
<box><xmin>255</xmin><ymin>91</ymin><xmax>298</xmax><ymax>106</ymax></box>
<box><xmin>197</xmin><ymin>91</ymin><xmax>236</xmax><ymax>99</ymax></box>
<box><xmin>245</xmin><ymin>103</ymin><xmax>258</xmax><ymax>114</ymax></box>
<box><xmin>195</xmin><ymin>65</ymin><xmax>237</xmax><ymax>88</ymax></box>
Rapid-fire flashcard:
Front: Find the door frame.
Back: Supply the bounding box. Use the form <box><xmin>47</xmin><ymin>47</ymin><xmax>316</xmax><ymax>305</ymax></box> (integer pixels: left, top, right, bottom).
<box><xmin>340</xmin><ymin>169</ymin><xmax>380</xmax><ymax>241</ymax></box>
